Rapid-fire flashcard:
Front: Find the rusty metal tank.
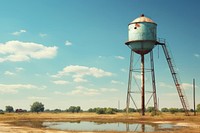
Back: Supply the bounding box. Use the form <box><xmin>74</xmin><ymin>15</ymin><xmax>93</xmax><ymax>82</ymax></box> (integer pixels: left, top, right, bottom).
<box><xmin>125</xmin><ymin>14</ymin><xmax>157</xmax><ymax>55</ymax></box>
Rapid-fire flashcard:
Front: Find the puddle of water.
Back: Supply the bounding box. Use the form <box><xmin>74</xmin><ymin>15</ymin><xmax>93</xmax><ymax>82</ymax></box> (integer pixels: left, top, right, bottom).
<box><xmin>42</xmin><ymin>121</ymin><xmax>183</xmax><ymax>132</ymax></box>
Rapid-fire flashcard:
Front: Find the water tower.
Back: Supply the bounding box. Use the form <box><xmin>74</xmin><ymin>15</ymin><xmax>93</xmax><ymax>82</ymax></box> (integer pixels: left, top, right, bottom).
<box><xmin>125</xmin><ymin>14</ymin><xmax>190</xmax><ymax>116</ymax></box>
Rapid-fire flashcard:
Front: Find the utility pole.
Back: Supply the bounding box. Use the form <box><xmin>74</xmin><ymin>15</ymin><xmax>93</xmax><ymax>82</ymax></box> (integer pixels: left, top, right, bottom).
<box><xmin>118</xmin><ymin>100</ymin><xmax>120</xmax><ymax>110</ymax></box>
<box><xmin>193</xmin><ymin>78</ymin><xmax>196</xmax><ymax>116</ymax></box>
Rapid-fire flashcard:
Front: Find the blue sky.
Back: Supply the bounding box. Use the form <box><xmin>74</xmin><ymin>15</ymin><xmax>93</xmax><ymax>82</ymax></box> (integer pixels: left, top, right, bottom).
<box><xmin>0</xmin><ymin>0</ymin><xmax>199</xmax><ymax>111</ymax></box>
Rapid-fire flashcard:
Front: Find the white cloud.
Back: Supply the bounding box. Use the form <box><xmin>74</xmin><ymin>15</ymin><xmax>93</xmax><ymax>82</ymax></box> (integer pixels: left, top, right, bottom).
<box><xmin>4</xmin><ymin>71</ymin><xmax>15</xmax><ymax>76</ymax></box>
<box><xmin>100</xmin><ymin>88</ymin><xmax>118</xmax><ymax>92</ymax></box>
<box><xmin>159</xmin><ymin>82</ymin><xmax>197</xmax><ymax>90</ymax></box>
<box><xmin>73</xmin><ymin>77</ymin><xmax>88</xmax><ymax>82</ymax></box>
<box><xmin>39</xmin><ymin>33</ymin><xmax>47</xmax><ymax>37</ymax></box>
<box><xmin>53</xmin><ymin>80</ymin><xmax>69</xmax><ymax>85</ymax></box>
<box><xmin>16</xmin><ymin>67</ymin><xmax>24</xmax><ymax>72</ymax></box>
<box><xmin>194</xmin><ymin>53</ymin><xmax>200</xmax><ymax>58</ymax></box>
<box><xmin>158</xmin><ymin>82</ymin><xmax>174</xmax><ymax>89</ymax></box>
<box><xmin>52</xmin><ymin>65</ymin><xmax>113</xmax><ymax>82</ymax></box>
<box><xmin>65</xmin><ymin>40</ymin><xmax>72</xmax><ymax>46</ymax></box>
<box><xmin>38</xmin><ymin>85</ymin><xmax>47</xmax><ymax>90</ymax></box>
<box><xmin>181</xmin><ymin>83</ymin><xmax>193</xmax><ymax>90</ymax></box>
<box><xmin>28</xmin><ymin>96</ymin><xmax>48</xmax><ymax>100</ymax></box>
<box><xmin>4</xmin><ymin>67</ymin><xmax>24</xmax><ymax>76</ymax></box>
<box><xmin>0</xmin><ymin>40</ymin><xmax>57</xmax><ymax>62</ymax></box>
<box><xmin>12</xmin><ymin>29</ymin><xmax>26</xmax><ymax>36</ymax></box>
<box><xmin>111</xmin><ymin>80</ymin><xmax>124</xmax><ymax>85</ymax></box>
<box><xmin>115</xmin><ymin>56</ymin><xmax>125</xmax><ymax>60</ymax></box>
<box><xmin>0</xmin><ymin>84</ymin><xmax>37</xmax><ymax>94</ymax></box>
<box><xmin>69</xmin><ymin>87</ymin><xmax>100</xmax><ymax>96</ymax></box>
<box><xmin>54</xmin><ymin>86</ymin><xmax>118</xmax><ymax>96</ymax></box>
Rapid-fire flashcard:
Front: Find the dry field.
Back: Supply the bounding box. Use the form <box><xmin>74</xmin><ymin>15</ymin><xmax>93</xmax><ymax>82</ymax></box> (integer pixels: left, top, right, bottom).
<box><xmin>0</xmin><ymin>112</ymin><xmax>200</xmax><ymax>133</ymax></box>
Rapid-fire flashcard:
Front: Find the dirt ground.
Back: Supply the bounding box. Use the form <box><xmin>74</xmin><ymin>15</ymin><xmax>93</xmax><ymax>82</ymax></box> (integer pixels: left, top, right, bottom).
<box><xmin>0</xmin><ymin>112</ymin><xmax>200</xmax><ymax>133</ymax></box>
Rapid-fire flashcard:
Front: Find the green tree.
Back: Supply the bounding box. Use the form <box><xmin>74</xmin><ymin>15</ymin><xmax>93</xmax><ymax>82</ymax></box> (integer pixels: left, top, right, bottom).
<box><xmin>75</xmin><ymin>106</ymin><xmax>81</xmax><ymax>113</ymax></box>
<box><xmin>169</xmin><ymin>108</ymin><xmax>178</xmax><ymax>114</ymax></box>
<box><xmin>45</xmin><ymin>109</ymin><xmax>51</xmax><ymax>112</ymax></box>
<box><xmin>197</xmin><ymin>104</ymin><xmax>200</xmax><ymax>112</ymax></box>
<box><xmin>105</xmin><ymin>108</ymin><xmax>115</xmax><ymax>114</ymax></box>
<box><xmin>146</xmin><ymin>106</ymin><xmax>155</xmax><ymax>112</ymax></box>
<box><xmin>96</xmin><ymin>108</ymin><xmax>105</xmax><ymax>114</ymax></box>
<box><xmin>88</xmin><ymin>108</ymin><xmax>94</xmax><ymax>112</ymax></box>
<box><xmin>178</xmin><ymin>108</ymin><xmax>184</xmax><ymax>112</ymax></box>
<box><xmin>95</xmin><ymin>107</ymin><xmax>116</xmax><ymax>114</ymax></box>
<box><xmin>53</xmin><ymin>109</ymin><xmax>62</xmax><ymax>113</ymax></box>
<box><xmin>161</xmin><ymin>108</ymin><xmax>169</xmax><ymax>112</ymax></box>
<box><xmin>68</xmin><ymin>106</ymin><xmax>76</xmax><ymax>113</ymax></box>
<box><xmin>0</xmin><ymin>109</ymin><xmax>4</xmax><ymax>114</ymax></box>
<box><xmin>5</xmin><ymin>106</ymin><xmax>14</xmax><ymax>113</ymax></box>
<box><xmin>30</xmin><ymin>101</ymin><xmax>44</xmax><ymax>113</ymax></box>
<box><xmin>67</xmin><ymin>106</ymin><xmax>81</xmax><ymax>113</ymax></box>
<box><xmin>129</xmin><ymin>108</ymin><xmax>136</xmax><ymax>112</ymax></box>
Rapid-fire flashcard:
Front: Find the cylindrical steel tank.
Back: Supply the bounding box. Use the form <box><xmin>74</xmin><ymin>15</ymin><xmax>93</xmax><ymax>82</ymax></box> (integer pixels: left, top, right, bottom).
<box><xmin>125</xmin><ymin>14</ymin><xmax>157</xmax><ymax>55</ymax></box>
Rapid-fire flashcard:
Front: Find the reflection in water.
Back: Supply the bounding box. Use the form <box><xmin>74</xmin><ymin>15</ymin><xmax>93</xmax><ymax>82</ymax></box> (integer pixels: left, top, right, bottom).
<box><xmin>42</xmin><ymin>121</ymin><xmax>182</xmax><ymax>132</ymax></box>
<box><xmin>126</xmin><ymin>123</ymin><xmax>147</xmax><ymax>132</ymax></box>
<box><xmin>142</xmin><ymin>124</ymin><xmax>145</xmax><ymax>132</ymax></box>
<box><xmin>125</xmin><ymin>123</ymin><xmax>177</xmax><ymax>132</ymax></box>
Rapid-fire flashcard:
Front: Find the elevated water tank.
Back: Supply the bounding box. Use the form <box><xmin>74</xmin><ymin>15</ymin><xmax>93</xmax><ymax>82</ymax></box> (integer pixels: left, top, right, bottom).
<box><xmin>125</xmin><ymin>14</ymin><xmax>157</xmax><ymax>55</ymax></box>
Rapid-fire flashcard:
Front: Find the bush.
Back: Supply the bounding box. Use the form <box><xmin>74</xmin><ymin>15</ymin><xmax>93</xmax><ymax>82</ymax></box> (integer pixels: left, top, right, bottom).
<box><xmin>15</xmin><ymin>109</ymin><xmax>27</xmax><ymax>113</ymax></box>
<box><xmin>67</xmin><ymin>106</ymin><xmax>81</xmax><ymax>113</ymax></box>
<box><xmin>161</xmin><ymin>108</ymin><xmax>169</xmax><ymax>112</ymax></box>
<box><xmin>105</xmin><ymin>108</ymin><xmax>115</xmax><ymax>114</ymax></box>
<box><xmin>0</xmin><ymin>109</ymin><xmax>4</xmax><ymax>114</ymax></box>
<box><xmin>123</xmin><ymin>108</ymin><xmax>137</xmax><ymax>112</ymax></box>
<box><xmin>45</xmin><ymin>109</ymin><xmax>51</xmax><ymax>112</ymax></box>
<box><xmin>88</xmin><ymin>108</ymin><xmax>117</xmax><ymax>114</ymax></box>
<box><xmin>169</xmin><ymin>108</ymin><xmax>179</xmax><ymax>114</ymax></box>
<box><xmin>96</xmin><ymin>108</ymin><xmax>105</xmax><ymax>114</ymax></box>
<box><xmin>197</xmin><ymin>104</ymin><xmax>200</xmax><ymax>112</ymax></box>
<box><xmin>88</xmin><ymin>108</ymin><xmax>94</xmax><ymax>112</ymax></box>
<box><xmin>146</xmin><ymin>106</ymin><xmax>155</xmax><ymax>113</ymax></box>
<box><xmin>53</xmin><ymin>109</ymin><xmax>62</xmax><ymax>113</ymax></box>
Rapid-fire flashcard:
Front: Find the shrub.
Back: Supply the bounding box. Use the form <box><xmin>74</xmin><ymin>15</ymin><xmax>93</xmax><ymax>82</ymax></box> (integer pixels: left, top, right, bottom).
<box><xmin>96</xmin><ymin>108</ymin><xmax>105</xmax><ymax>114</ymax></box>
<box><xmin>95</xmin><ymin>107</ymin><xmax>116</xmax><ymax>114</ymax></box>
<box><xmin>0</xmin><ymin>109</ymin><xmax>4</xmax><ymax>114</ymax></box>
<box><xmin>53</xmin><ymin>109</ymin><xmax>62</xmax><ymax>113</ymax></box>
<box><xmin>169</xmin><ymin>108</ymin><xmax>179</xmax><ymax>114</ymax></box>
<box><xmin>105</xmin><ymin>108</ymin><xmax>115</xmax><ymax>114</ymax></box>
<box><xmin>67</xmin><ymin>106</ymin><xmax>81</xmax><ymax>113</ymax></box>
<box><xmin>197</xmin><ymin>104</ymin><xmax>200</xmax><ymax>112</ymax></box>
<box><xmin>161</xmin><ymin>108</ymin><xmax>169</xmax><ymax>112</ymax></box>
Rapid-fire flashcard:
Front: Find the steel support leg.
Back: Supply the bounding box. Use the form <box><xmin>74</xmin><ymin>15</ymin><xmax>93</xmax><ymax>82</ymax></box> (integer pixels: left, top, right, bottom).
<box><xmin>126</xmin><ymin>50</ymin><xmax>133</xmax><ymax>113</ymax></box>
<box><xmin>141</xmin><ymin>54</ymin><xmax>145</xmax><ymax>116</ymax></box>
<box><xmin>150</xmin><ymin>51</ymin><xmax>158</xmax><ymax>113</ymax></box>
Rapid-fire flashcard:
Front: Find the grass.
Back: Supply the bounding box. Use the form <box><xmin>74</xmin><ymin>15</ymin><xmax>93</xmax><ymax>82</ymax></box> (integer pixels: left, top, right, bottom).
<box><xmin>0</xmin><ymin>112</ymin><xmax>200</xmax><ymax>133</ymax></box>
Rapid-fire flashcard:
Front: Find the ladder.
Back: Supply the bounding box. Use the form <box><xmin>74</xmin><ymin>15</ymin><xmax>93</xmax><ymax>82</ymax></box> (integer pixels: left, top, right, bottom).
<box><xmin>157</xmin><ymin>39</ymin><xmax>190</xmax><ymax>116</ymax></box>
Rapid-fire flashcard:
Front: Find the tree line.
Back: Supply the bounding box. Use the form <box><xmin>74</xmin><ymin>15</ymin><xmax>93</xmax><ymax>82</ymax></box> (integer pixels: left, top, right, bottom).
<box><xmin>1</xmin><ymin>101</ymin><xmax>200</xmax><ymax>114</ymax></box>
<box><xmin>0</xmin><ymin>102</ymin><xmax>82</xmax><ymax>114</ymax></box>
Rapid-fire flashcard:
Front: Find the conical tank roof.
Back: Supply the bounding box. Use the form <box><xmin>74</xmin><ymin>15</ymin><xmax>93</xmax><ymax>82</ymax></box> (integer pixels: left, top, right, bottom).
<box><xmin>131</xmin><ymin>14</ymin><xmax>156</xmax><ymax>24</ymax></box>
